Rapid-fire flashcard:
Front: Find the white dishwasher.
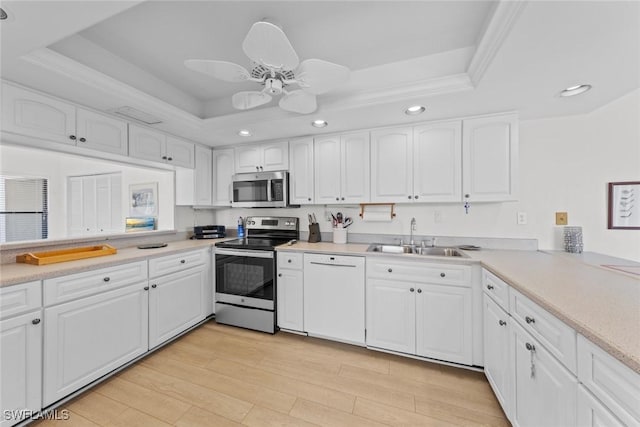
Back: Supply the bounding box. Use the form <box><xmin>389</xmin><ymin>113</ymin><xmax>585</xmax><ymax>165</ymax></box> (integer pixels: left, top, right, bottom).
<box><xmin>303</xmin><ymin>253</ymin><xmax>366</xmax><ymax>345</ymax></box>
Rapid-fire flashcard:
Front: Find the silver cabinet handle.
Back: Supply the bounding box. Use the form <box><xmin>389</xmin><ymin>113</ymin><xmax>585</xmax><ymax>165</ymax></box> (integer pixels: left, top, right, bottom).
<box><xmin>487</xmin><ymin>284</ymin><xmax>494</xmax><ymax>290</ymax></box>
<box><xmin>414</xmin><ymin>195</ymin><xmax>419</xmax><ymax>199</ymax></box>
<box><xmin>32</xmin><ymin>318</ymin><xmax>41</xmax><ymax>325</ymax></box>
<box><xmin>287</xmin><ymin>259</ymin><xmax>292</xmax><ymax>263</ymax></box>
<box><xmin>525</xmin><ymin>342</ymin><xmax>535</xmax><ymax>351</ymax></box>
<box><xmin>387</xmin><ymin>268</ymin><xmax>392</xmax><ymax>273</ymax></box>
<box><xmin>408</xmin><ymin>195</ymin><xmax>412</xmax><ymax>199</ymax></box>
<box><xmin>151</xmin><ymin>284</ymin><xmax>157</xmax><ymax>289</ymax></box>
<box><xmin>499</xmin><ymin>320</ymin><xmax>506</xmax><ymax>326</ymax></box>
<box><xmin>103</xmin><ymin>277</ymin><xmax>110</xmax><ymax>282</ymax></box>
<box><xmin>440</xmin><ymin>272</ymin><xmax>446</xmax><ymax>278</ymax></box>
<box><xmin>180</xmin><ymin>259</ymin><xmax>186</xmax><ymax>264</ymax></box>
<box><xmin>417</xmin><ymin>289</ymin><xmax>422</xmax><ymax>293</ymax></box>
<box><xmin>144</xmin><ymin>286</ymin><xmax>149</xmax><ymax>291</ymax></box>
<box><xmin>410</xmin><ymin>288</ymin><xmax>415</xmax><ymax>292</ymax></box>
<box><xmin>69</xmin><ymin>135</ymin><xmax>76</xmax><ymax>140</ymax></box>
<box><xmin>525</xmin><ymin>316</ymin><xmax>535</xmax><ymax>324</ymax></box>
<box><xmin>278</xmin><ymin>273</ymin><xmax>282</xmax><ymax>277</ymax></box>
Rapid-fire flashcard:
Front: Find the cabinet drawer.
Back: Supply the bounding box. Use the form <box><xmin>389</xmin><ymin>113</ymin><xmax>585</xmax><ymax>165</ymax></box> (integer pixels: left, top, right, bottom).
<box><xmin>482</xmin><ymin>269</ymin><xmax>509</xmax><ymax>310</ymax></box>
<box><xmin>577</xmin><ymin>335</ymin><xmax>640</xmax><ymax>426</ymax></box>
<box><xmin>278</xmin><ymin>252</ymin><xmax>303</xmax><ymax>270</ymax></box>
<box><xmin>367</xmin><ymin>258</ymin><xmax>471</xmax><ymax>287</ymax></box>
<box><xmin>510</xmin><ymin>287</ymin><xmax>577</xmax><ymax>374</ymax></box>
<box><xmin>0</xmin><ymin>281</ymin><xmax>41</xmax><ymax>320</ymax></box>
<box><xmin>149</xmin><ymin>249</ymin><xmax>207</xmax><ymax>278</ymax></box>
<box><xmin>44</xmin><ymin>261</ymin><xmax>147</xmax><ymax>306</ymax></box>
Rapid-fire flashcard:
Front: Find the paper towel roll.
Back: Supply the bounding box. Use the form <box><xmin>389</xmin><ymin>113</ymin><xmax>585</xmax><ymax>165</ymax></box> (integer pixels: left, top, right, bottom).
<box><xmin>362</xmin><ymin>212</ymin><xmax>392</xmax><ymax>222</ymax></box>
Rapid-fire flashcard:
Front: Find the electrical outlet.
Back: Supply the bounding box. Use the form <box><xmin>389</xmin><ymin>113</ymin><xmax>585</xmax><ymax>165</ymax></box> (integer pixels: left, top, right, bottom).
<box><xmin>555</xmin><ymin>212</ymin><xmax>568</xmax><ymax>225</ymax></box>
<box><xmin>517</xmin><ymin>212</ymin><xmax>527</xmax><ymax>225</ymax></box>
<box><xmin>434</xmin><ymin>211</ymin><xmax>443</xmax><ymax>223</ymax></box>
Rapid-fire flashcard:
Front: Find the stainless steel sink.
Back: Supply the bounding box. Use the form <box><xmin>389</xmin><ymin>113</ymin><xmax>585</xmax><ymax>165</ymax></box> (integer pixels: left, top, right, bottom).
<box><xmin>366</xmin><ymin>243</ymin><xmax>465</xmax><ymax>257</ymax></box>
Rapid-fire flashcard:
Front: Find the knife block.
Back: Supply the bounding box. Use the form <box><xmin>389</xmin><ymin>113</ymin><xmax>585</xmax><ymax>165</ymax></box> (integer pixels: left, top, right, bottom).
<box><xmin>308</xmin><ymin>223</ymin><xmax>321</xmax><ymax>243</ymax></box>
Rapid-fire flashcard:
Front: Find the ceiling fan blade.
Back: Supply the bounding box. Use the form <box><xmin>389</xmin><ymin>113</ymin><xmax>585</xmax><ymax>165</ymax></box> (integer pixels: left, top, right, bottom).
<box><xmin>232</xmin><ymin>91</ymin><xmax>272</xmax><ymax>110</ymax></box>
<box><xmin>279</xmin><ymin>90</ymin><xmax>317</xmax><ymax>114</ymax></box>
<box><xmin>295</xmin><ymin>59</ymin><xmax>350</xmax><ymax>95</ymax></box>
<box><xmin>242</xmin><ymin>21</ymin><xmax>299</xmax><ymax>70</ymax></box>
<box><xmin>184</xmin><ymin>59</ymin><xmax>250</xmax><ymax>82</ymax></box>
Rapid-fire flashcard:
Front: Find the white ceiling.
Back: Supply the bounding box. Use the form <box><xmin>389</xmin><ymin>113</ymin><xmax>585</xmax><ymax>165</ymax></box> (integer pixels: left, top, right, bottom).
<box><xmin>1</xmin><ymin>1</ymin><xmax>639</xmax><ymax>147</ymax></box>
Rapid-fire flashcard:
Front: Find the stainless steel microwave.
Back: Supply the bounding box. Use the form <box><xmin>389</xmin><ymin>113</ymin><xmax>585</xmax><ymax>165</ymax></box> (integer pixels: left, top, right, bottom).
<box><xmin>231</xmin><ymin>171</ymin><xmax>290</xmax><ymax>208</ymax></box>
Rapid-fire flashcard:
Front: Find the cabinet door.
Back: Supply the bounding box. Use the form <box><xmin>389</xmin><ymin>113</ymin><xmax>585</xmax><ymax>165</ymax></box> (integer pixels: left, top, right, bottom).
<box><xmin>483</xmin><ymin>295</ymin><xmax>511</xmax><ymax>418</ymax></box>
<box><xmin>76</xmin><ymin>108</ymin><xmax>128</xmax><ymax>155</ymax></box>
<box><xmin>370</xmin><ymin>127</ymin><xmax>413</xmax><ymax>202</ymax></box>
<box><xmin>213</xmin><ymin>148</ymin><xmax>235</xmax><ymax>206</ymax></box>
<box><xmin>82</xmin><ymin>176</ymin><xmax>97</xmax><ymax>235</ymax></box>
<box><xmin>194</xmin><ymin>145</ymin><xmax>213</xmax><ymax>205</ymax></box>
<box><xmin>148</xmin><ymin>267</ymin><xmax>206</xmax><ymax>349</ymax></box>
<box><xmin>577</xmin><ymin>385</ymin><xmax>625</xmax><ymax>427</ymax></box>
<box><xmin>1</xmin><ymin>82</ymin><xmax>76</xmax><ymax>145</ymax></box>
<box><xmin>413</xmin><ymin>121</ymin><xmax>462</xmax><ymax>202</ymax></box>
<box><xmin>277</xmin><ymin>268</ymin><xmax>304</xmax><ymax>332</ymax></box>
<box><xmin>68</xmin><ymin>177</ymin><xmax>84</xmax><ymax>237</ymax></box>
<box><xmin>128</xmin><ymin>125</ymin><xmax>166</xmax><ymax>163</ymax></box>
<box><xmin>1</xmin><ymin>311</ymin><xmax>42</xmax><ymax>427</ymax></box>
<box><xmin>95</xmin><ymin>173</ymin><xmax>122</xmax><ymax>234</ymax></box>
<box><xmin>366</xmin><ymin>279</ymin><xmax>415</xmax><ymax>353</ymax></box>
<box><xmin>314</xmin><ymin>135</ymin><xmax>342</xmax><ymax>204</ymax></box>
<box><xmin>289</xmin><ymin>138</ymin><xmax>314</xmax><ymax>204</ymax></box>
<box><xmin>166</xmin><ymin>136</ymin><xmax>195</xmax><ymax>168</ymax></box>
<box><xmin>510</xmin><ymin>321</ymin><xmax>577</xmax><ymax>427</ymax></box>
<box><xmin>415</xmin><ymin>283</ymin><xmax>472</xmax><ymax>365</ymax></box>
<box><xmin>462</xmin><ymin>114</ymin><xmax>518</xmax><ymax>202</ymax></box>
<box><xmin>235</xmin><ymin>145</ymin><xmax>262</xmax><ymax>173</ymax></box>
<box><xmin>262</xmin><ymin>141</ymin><xmax>289</xmax><ymax>171</ymax></box>
<box><xmin>43</xmin><ymin>284</ymin><xmax>148</xmax><ymax>406</ymax></box>
<box><xmin>341</xmin><ymin>132</ymin><xmax>370</xmax><ymax>203</ymax></box>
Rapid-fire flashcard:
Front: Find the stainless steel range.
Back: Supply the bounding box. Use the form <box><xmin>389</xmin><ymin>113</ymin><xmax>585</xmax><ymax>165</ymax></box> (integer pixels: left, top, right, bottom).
<box><xmin>214</xmin><ymin>216</ymin><xmax>299</xmax><ymax>333</ymax></box>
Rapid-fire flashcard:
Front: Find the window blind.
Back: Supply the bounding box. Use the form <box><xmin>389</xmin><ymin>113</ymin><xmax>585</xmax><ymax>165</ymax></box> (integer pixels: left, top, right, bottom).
<box><xmin>0</xmin><ymin>176</ymin><xmax>48</xmax><ymax>243</ymax></box>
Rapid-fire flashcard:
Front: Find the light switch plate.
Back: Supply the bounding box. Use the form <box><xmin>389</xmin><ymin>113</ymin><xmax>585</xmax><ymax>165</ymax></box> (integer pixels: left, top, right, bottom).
<box><xmin>556</xmin><ymin>212</ymin><xmax>568</xmax><ymax>225</ymax></box>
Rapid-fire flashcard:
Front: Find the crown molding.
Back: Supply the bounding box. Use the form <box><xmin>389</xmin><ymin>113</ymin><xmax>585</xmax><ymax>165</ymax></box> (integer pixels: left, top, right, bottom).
<box><xmin>467</xmin><ymin>0</ymin><xmax>528</xmax><ymax>86</ymax></box>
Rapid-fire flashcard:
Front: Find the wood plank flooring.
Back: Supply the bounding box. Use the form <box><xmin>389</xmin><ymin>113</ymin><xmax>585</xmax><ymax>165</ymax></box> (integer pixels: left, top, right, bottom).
<box><xmin>34</xmin><ymin>321</ymin><xmax>508</xmax><ymax>426</ymax></box>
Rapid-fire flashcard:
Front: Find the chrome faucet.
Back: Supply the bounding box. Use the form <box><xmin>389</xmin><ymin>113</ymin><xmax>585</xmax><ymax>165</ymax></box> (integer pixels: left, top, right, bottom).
<box><xmin>410</xmin><ymin>217</ymin><xmax>416</xmax><ymax>245</ymax></box>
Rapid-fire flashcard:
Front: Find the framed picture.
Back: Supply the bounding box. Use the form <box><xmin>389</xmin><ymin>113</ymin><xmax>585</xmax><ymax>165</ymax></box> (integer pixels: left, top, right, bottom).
<box><xmin>129</xmin><ymin>182</ymin><xmax>158</xmax><ymax>217</ymax></box>
<box><xmin>608</xmin><ymin>181</ymin><xmax>640</xmax><ymax>229</ymax></box>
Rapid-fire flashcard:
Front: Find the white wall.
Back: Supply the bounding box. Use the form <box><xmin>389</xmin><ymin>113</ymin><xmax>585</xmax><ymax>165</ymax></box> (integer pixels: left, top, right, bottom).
<box><xmin>213</xmin><ymin>89</ymin><xmax>640</xmax><ymax>261</ymax></box>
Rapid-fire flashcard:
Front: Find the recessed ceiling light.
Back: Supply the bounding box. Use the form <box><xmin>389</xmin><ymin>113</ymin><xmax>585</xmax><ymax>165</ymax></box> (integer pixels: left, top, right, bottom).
<box><xmin>559</xmin><ymin>84</ymin><xmax>592</xmax><ymax>97</ymax></box>
<box><xmin>311</xmin><ymin>119</ymin><xmax>328</xmax><ymax>128</ymax></box>
<box><xmin>405</xmin><ymin>105</ymin><xmax>426</xmax><ymax>115</ymax></box>
<box><xmin>238</xmin><ymin>129</ymin><xmax>252</xmax><ymax>137</ymax></box>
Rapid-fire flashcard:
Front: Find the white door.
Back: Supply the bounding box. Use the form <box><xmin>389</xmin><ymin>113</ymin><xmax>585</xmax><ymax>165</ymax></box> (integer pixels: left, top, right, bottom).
<box><xmin>148</xmin><ymin>267</ymin><xmax>206</xmax><ymax>349</ymax></box>
<box><xmin>462</xmin><ymin>114</ymin><xmax>518</xmax><ymax>202</ymax></box>
<box><xmin>43</xmin><ymin>284</ymin><xmax>149</xmax><ymax>406</ymax></box>
<box><xmin>341</xmin><ymin>132</ymin><xmax>370</xmax><ymax>203</ymax></box>
<box><xmin>0</xmin><ymin>311</ymin><xmax>42</xmax><ymax>427</ymax></box>
<box><xmin>262</xmin><ymin>141</ymin><xmax>289</xmax><ymax>171</ymax></box>
<box><xmin>366</xmin><ymin>278</ymin><xmax>415</xmax><ymax>353</ymax></box>
<box><xmin>289</xmin><ymin>138</ymin><xmax>314</xmax><ymax>205</ymax></box>
<box><xmin>484</xmin><ymin>295</ymin><xmax>511</xmax><ymax>418</ymax></box>
<box><xmin>1</xmin><ymin>82</ymin><xmax>76</xmax><ymax>145</ymax></box>
<box><xmin>128</xmin><ymin>125</ymin><xmax>166</xmax><ymax>163</ymax></box>
<box><xmin>370</xmin><ymin>127</ymin><xmax>413</xmax><ymax>202</ymax></box>
<box><xmin>194</xmin><ymin>145</ymin><xmax>213</xmax><ymax>205</ymax></box>
<box><xmin>413</xmin><ymin>121</ymin><xmax>462</xmax><ymax>202</ymax></box>
<box><xmin>76</xmin><ymin>108</ymin><xmax>128</xmax><ymax>155</ymax></box>
<box><xmin>314</xmin><ymin>135</ymin><xmax>342</xmax><ymax>204</ymax></box>
<box><xmin>415</xmin><ymin>283</ymin><xmax>472</xmax><ymax>365</ymax></box>
<box><xmin>235</xmin><ymin>145</ymin><xmax>262</xmax><ymax>173</ymax></box>
<box><xmin>213</xmin><ymin>149</ymin><xmax>235</xmax><ymax>206</ymax></box>
<box><xmin>510</xmin><ymin>321</ymin><xmax>577</xmax><ymax>427</ymax></box>
<box><xmin>166</xmin><ymin>136</ymin><xmax>195</xmax><ymax>168</ymax></box>
<box><xmin>277</xmin><ymin>268</ymin><xmax>304</xmax><ymax>332</ymax></box>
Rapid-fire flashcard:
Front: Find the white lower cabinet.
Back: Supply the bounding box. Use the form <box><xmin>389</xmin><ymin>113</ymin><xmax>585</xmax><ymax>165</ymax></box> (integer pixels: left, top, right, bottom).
<box><xmin>43</xmin><ymin>283</ymin><xmax>149</xmax><ymax>406</ymax></box>
<box><xmin>483</xmin><ymin>295</ymin><xmax>511</xmax><ymax>418</ymax></box>
<box><xmin>577</xmin><ymin>385</ymin><xmax>625</xmax><ymax>427</ymax></box>
<box><xmin>276</xmin><ymin>268</ymin><xmax>304</xmax><ymax>332</ymax></box>
<box><xmin>366</xmin><ymin>278</ymin><xmax>415</xmax><ymax>354</ymax></box>
<box><xmin>149</xmin><ymin>266</ymin><xmax>207</xmax><ymax>349</ymax></box>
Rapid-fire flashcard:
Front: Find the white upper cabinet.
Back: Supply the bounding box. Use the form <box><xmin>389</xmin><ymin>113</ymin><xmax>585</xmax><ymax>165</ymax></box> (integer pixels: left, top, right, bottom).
<box><xmin>212</xmin><ymin>148</ymin><xmax>235</xmax><ymax>206</ymax></box>
<box><xmin>235</xmin><ymin>141</ymin><xmax>289</xmax><ymax>173</ymax></box>
<box><xmin>371</xmin><ymin>127</ymin><xmax>414</xmax><ymax>202</ymax></box>
<box><xmin>2</xmin><ymin>82</ymin><xmax>76</xmax><ymax>145</ymax></box>
<box><xmin>413</xmin><ymin>121</ymin><xmax>462</xmax><ymax>202</ymax></box>
<box><xmin>76</xmin><ymin>108</ymin><xmax>128</xmax><ymax>155</ymax></box>
<box><xmin>462</xmin><ymin>113</ymin><xmax>518</xmax><ymax>202</ymax></box>
<box><xmin>315</xmin><ymin>132</ymin><xmax>370</xmax><ymax>204</ymax></box>
<box><xmin>194</xmin><ymin>145</ymin><xmax>213</xmax><ymax>205</ymax></box>
<box><xmin>129</xmin><ymin>125</ymin><xmax>195</xmax><ymax>168</ymax></box>
<box><xmin>289</xmin><ymin>137</ymin><xmax>315</xmax><ymax>205</ymax></box>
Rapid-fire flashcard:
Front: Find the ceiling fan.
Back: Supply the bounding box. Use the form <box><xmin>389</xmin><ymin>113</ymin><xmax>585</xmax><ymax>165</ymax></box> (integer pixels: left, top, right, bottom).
<box><xmin>184</xmin><ymin>20</ymin><xmax>350</xmax><ymax>114</ymax></box>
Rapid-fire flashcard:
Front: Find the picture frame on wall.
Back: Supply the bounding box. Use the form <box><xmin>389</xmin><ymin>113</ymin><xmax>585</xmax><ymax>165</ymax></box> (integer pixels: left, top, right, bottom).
<box><xmin>129</xmin><ymin>182</ymin><xmax>158</xmax><ymax>217</ymax></box>
<box><xmin>608</xmin><ymin>181</ymin><xmax>640</xmax><ymax>230</ymax></box>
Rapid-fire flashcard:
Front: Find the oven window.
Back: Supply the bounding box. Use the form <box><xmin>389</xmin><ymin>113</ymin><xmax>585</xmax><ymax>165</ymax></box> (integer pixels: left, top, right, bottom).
<box><xmin>216</xmin><ymin>254</ymin><xmax>274</xmax><ymax>300</ymax></box>
<box><xmin>233</xmin><ymin>180</ymin><xmax>268</xmax><ymax>202</ymax></box>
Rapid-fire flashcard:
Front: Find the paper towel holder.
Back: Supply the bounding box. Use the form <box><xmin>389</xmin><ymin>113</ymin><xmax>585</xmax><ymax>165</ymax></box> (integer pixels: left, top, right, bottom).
<box><xmin>359</xmin><ymin>203</ymin><xmax>396</xmax><ymax>219</ymax></box>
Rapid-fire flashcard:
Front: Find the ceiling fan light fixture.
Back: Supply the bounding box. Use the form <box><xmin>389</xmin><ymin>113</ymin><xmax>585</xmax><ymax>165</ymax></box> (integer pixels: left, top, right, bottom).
<box><xmin>0</xmin><ymin>8</ymin><xmax>8</xmax><ymax>20</ymax></box>
<box><xmin>559</xmin><ymin>84</ymin><xmax>592</xmax><ymax>97</ymax></box>
<box><xmin>405</xmin><ymin>105</ymin><xmax>426</xmax><ymax>115</ymax></box>
<box><xmin>311</xmin><ymin>119</ymin><xmax>328</xmax><ymax>128</ymax></box>
<box><xmin>238</xmin><ymin>129</ymin><xmax>252</xmax><ymax>137</ymax></box>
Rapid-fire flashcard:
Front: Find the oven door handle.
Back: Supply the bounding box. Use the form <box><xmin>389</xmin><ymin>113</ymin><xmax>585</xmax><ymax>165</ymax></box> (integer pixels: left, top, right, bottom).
<box><xmin>215</xmin><ymin>248</ymin><xmax>274</xmax><ymax>259</ymax></box>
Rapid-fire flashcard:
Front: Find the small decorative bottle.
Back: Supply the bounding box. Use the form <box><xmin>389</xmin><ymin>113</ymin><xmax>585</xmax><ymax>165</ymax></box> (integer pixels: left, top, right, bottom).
<box><xmin>237</xmin><ymin>217</ymin><xmax>245</xmax><ymax>238</ymax></box>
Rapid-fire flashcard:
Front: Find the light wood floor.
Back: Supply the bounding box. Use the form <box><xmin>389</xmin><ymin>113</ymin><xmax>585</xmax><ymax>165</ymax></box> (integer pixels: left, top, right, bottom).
<box><xmin>35</xmin><ymin>321</ymin><xmax>509</xmax><ymax>426</ymax></box>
